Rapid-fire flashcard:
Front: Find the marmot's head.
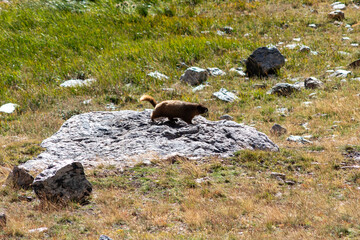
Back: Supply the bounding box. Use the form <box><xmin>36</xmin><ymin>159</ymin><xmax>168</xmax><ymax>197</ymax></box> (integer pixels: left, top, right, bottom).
<box><xmin>197</xmin><ymin>105</ymin><xmax>208</xmax><ymax>114</ymax></box>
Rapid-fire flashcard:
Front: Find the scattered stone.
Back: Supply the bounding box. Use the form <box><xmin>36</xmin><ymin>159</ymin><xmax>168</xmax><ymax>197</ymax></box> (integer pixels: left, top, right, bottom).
<box><xmin>301</xmin><ymin>122</ymin><xmax>310</xmax><ymax>130</ymax></box>
<box><xmin>293</xmin><ymin>38</ymin><xmax>301</xmax><ymax>42</ymax></box>
<box><xmin>252</xmin><ymin>83</ymin><xmax>266</xmax><ymax>89</ymax></box>
<box><xmin>60</xmin><ymin>79</ymin><xmax>96</xmax><ymax>87</ymax></box>
<box><xmin>285</xmin><ymin>180</ymin><xmax>296</xmax><ymax>185</ymax></box>
<box><xmin>304</xmin><ymin>77</ymin><xmax>323</xmax><ymax>89</ymax></box>
<box><xmin>147</xmin><ymin>71</ymin><xmax>169</xmax><ymax>80</ymax></box>
<box><xmin>213</xmin><ymin>88</ymin><xmax>239</xmax><ymax>102</ymax></box>
<box><xmin>270</xmin><ymin>172</ymin><xmax>286</xmax><ymax>181</ymax></box>
<box><xmin>308</xmin><ymin>24</ymin><xmax>317</xmax><ymax>28</ymax></box>
<box><xmin>195</xmin><ymin>177</ymin><xmax>211</xmax><ymax>184</ymax></box>
<box><xmin>180</xmin><ymin>67</ymin><xmax>208</xmax><ymax>86</ymax></box>
<box><xmin>328</xmin><ymin>10</ymin><xmax>345</xmax><ymax>21</ymax></box>
<box><xmin>330</xmin><ymin>69</ymin><xmax>351</xmax><ymax>78</ymax></box>
<box><xmin>309</xmin><ymin>92</ymin><xmax>317</xmax><ymax>98</ymax></box>
<box><xmin>219</xmin><ymin>114</ymin><xmax>234</xmax><ymax>121</ymax></box>
<box><xmin>270</xmin><ymin>124</ymin><xmax>287</xmax><ymax>136</ymax></box>
<box><xmin>331</xmin><ymin>2</ymin><xmax>346</xmax><ymax>10</ymax></box>
<box><xmin>302</xmin><ymin>101</ymin><xmax>312</xmax><ymax>107</ymax></box>
<box><xmin>230</xmin><ymin>67</ymin><xmax>246</xmax><ymax>76</ymax></box>
<box><xmin>216</xmin><ymin>30</ymin><xmax>225</xmax><ymax>36</ymax></box>
<box><xmin>161</xmin><ymin>88</ymin><xmax>175</xmax><ymax>92</ymax></box>
<box><xmin>0</xmin><ymin>213</ymin><xmax>6</xmax><ymax>229</ymax></box>
<box><xmin>287</xmin><ymin>135</ymin><xmax>312</xmax><ymax>144</ymax></box>
<box><xmin>341</xmin><ymin>165</ymin><xmax>360</xmax><ymax>169</ymax></box>
<box><xmin>0</xmin><ymin>103</ymin><xmax>18</xmax><ymax>114</ymax></box>
<box><xmin>83</xmin><ymin>99</ymin><xmax>92</xmax><ymax>105</ymax></box>
<box><xmin>192</xmin><ymin>84</ymin><xmax>208</xmax><ymax>93</ymax></box>
<box><xmin>99</xmin><ymin>235</ymin><xmax>113</xmax><ymax>240</ymax></box>
<box><xmin>221</xmin><ymin>26</ymin><xmax>233</xmax><ymax>34</ymax></box>
<box><xmin>29</xmin><ymin>227</ymin><xmax>48</xmax><ymax>233</ymax></box>
<box><xmin>6</xmin><ymin>166</ymin><xmax>34</xmax><ymax>189</ymax></box>
<box><xmin>245</xmin><ymin>47</ymin><xmax>286</xmax><ymax>77</ymax></box>
<box><xmin>349</xmin><ymin>59</ymin><xmax>360</xmax><ymax>68</ymax></box>
<box><xmin>276</xmin><ymin>107</ymin><xmax>288</xmax><ymax>115</ymax></box>
<box><xmin>338</xmin><ymin>51</ymin><xmax>351</xmax><ymax>56</ymax></box>
<box><xmin>267</xmin><ymin>83</ymin><xmax>301</xmax><ymax>96</ymax></box>
<box><xmin>311</xmin><ymin>51</ymin><xmax>319</xmax><ymax>56</ymax></box>
<box><xmin>20</xmin><ymin>111</ymin><xmax>279</xmax><ymax>171</ymax></box>
<box><xmin>105</xmin><ymin>103</ymin><xmax>117</xmax><ymax>110</ymax></box>
<box><xmin>351</xmin><ymin>43</ymin><xmax>359</xmax><ymax>47</ymax></box>
<box><xmin>299</xmin><ymin>45</ymin><xmax>311</xmax><ymax>53</ymax></box>
<box><xmin>207</xmin><ymin>67</ymin><xmax>226</xmax><ymax>76</ymax></box>
<box><xmin>342</xmin><ymin>37</ymin><xmax>351</xmax><ymax>41</ymax></box>
<box><xmin>32</xmin><ymin>161</ymin><xmax>92</xmax><ymax>203</ymax></box>
<box><xmin>285</xmin><ymin>44</ymin><xmax>299</xmax><ymax>50</ymax></box>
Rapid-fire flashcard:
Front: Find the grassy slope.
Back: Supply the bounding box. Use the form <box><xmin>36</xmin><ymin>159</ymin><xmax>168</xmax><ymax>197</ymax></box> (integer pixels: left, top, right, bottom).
<box><xmin>1</xmin><ymin>0</ymin><xmax>360</xmax><ymax>239</ymax></box>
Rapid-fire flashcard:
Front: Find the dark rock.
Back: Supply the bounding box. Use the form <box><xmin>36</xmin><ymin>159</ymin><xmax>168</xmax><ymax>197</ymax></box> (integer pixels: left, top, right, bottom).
<box><xmin>270</xmin><ymin>172</ymin><xmax>286</xmax><ymax>181</ymax></box>
<box><xmin>245</xmin><ymin>47</ymin><xmax>285</xmax><ymax>77</ymax></box>
<box><xmin>0</xmin><ymin>213</ymin><xmax>6</xmax><ymax>229</ymax></box>
<box><xmin>99</xmin><ymin>235</ymin><xmax>113</xmax><ymax>240</ymax></box>
<box><xmin>267</xmin><ymin>83</ymin><xmax>301</xmax><ymax>96</ymax></box>
<box><xmin>32</xmin><ymin>162</ymin><xmax>92</xmax><ymax>204</ymax></box>
<box><xmin>304</xmin><ymin>77</ymin><xmax>323</xmax><ymax>89</ymax></box>
<box><xmin>252</xmin><ymin>83</ymin><xmax>267</xmax><ymax>89</ymax></box>
<box><xmin>270</xmin><ymin>124</ymin><xmax>287</xmax><ymax>136</ymax></box>
<box><xmin>6</xmin><ymin>166</ymin><xmax>34</xmax><ymax>189</ymax></box>
<box><xmin>180</xmin><ymin>67</ymin><xmax>208</xmax><ymax>86</ymax></box>
<box><xmin>221</xmin><ymin>26</ymin><xmax>233</xmax><ymax>34</ymax></box>
<box><xmin>328</xmin><ymin>10</ymin><xmax>345</xmax><ymax>21</ymax></box>
<box><xmin>349</xmin><ymin>59</ymin><xmax>360</xmax><ymax>68</ymax></box>
<box><xmin>21</xmin><ymin>110</ymin><xmax>279</xmax><ymax>171</ymax></box>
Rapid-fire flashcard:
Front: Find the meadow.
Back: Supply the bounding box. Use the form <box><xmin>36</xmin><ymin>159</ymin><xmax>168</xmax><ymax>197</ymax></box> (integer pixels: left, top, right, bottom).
<box><xmin>1</xmin><ymin>0</ymin><xmax>360</xmax><ymax>239</ymax></box>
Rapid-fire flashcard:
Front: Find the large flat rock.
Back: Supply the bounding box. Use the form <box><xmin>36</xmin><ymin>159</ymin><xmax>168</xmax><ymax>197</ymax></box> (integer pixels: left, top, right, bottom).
<box><xmin>21</xmin><ymin>110</ymin><xmax>279</xmax><ymax>171</ymax></box>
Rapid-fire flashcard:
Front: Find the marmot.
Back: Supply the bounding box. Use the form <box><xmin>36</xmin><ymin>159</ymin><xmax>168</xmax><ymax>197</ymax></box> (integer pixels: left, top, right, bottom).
<box><xmin>140</xmin><ymin>95</ymin><xmax>208</xmax><ymax>124</ymax></box>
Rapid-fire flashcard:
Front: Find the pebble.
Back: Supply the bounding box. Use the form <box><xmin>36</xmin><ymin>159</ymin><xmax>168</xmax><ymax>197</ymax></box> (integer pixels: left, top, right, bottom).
<box><xmin>0</xmin><ymin>103</ymin><xmax>18</xmax><ymax>113</ymax></box>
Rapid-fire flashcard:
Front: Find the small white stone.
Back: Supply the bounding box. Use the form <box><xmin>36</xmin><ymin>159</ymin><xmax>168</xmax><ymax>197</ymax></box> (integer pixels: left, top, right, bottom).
<box><xmin>293</xmin><ymin>37</ymin><xmax>301</xmax><ymax>42</ymax></box>
<box><xmin>332</xmin><ymin>3</ymin><xmax>346</xmax><ymax>10</ymax></box>
<box><xmin>29</xmin><ymin>227</ymin><xmax>48</xmax><ymax>233</ymax></box>
<box><xmin>0</xmin><ymin>103</ymin><xmax>18</xmax><ymax>113</ymax></box>
<box><xmin>82</xmin><ymin>99</ymin><xmax>92</xmax><ymax>105</ymax></box>
<box><xmin>286</xmin><ymin>44</ymin><xmax>298</xmax><ymax>49</ymax></box>
<box><xmin>213</xmin><ymin>88</ymin><xmax>239</xmax><ymax>102</ymax></box>
<box><xmin>338</xmin><ymin>51</ymin><xmax>351</xmax><ymax>56</ymax></box>
<box><xmin>302</xmin><ymin>101</ymin><xmax>312</xmax><ymax>106</ymax></box>
<box><xmin>230</xmin><ymin>67</ymin><xmax>246</xmax><ymax>76</ymax></box>
<box><xmin>342</xmin><ymin>37</ymin><xmax>351</xmax><ymax>41</ymax></box>
<box><xmin>60</xmin><ymin>79</ymin><xmax>96</xmax><ymax>87</ymax></box>
<box><xmin>147</xmin><ymin>71</ymin><xmax>169</xmax><ymax>80</ymax></box>
<box><xmin>207</xmin><ymin>67</ymin><xmax>226</xmax><ymax>76</ymax></box>
<box><xmin>351</xmin><ymin>43</ymin><xmax>359</xmax><ymax>47</ymax></box>
<box><xmin>308</xmin><ymin>24</ymin><xmax>317</xmax><ymax>28</ymax></box>
<box><xmin>330</xmin><ymin>69</ymin><xmax>351</xmax><ymax>78</ymax></box>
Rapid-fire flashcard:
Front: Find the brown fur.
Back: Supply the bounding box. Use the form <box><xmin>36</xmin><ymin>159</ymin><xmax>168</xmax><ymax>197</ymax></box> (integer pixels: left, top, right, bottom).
<box><xmin>140</xmin><ymin>95</ymin><xmax>208</xmax><ymax>124</ymax></box>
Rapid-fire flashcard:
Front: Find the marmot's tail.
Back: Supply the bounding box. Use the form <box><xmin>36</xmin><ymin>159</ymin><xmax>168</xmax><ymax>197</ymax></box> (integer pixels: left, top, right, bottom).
<box><xmin>140</xmin><ymin>95</ymin><xmax>157</xmax><ymax>108</ymax></box>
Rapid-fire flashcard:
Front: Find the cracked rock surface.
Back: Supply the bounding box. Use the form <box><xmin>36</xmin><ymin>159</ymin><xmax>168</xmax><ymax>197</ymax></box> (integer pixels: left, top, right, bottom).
<box><xmin>21</xmin><ymin>110</ymin><xmax>279</xmax><ymax>171</ymax></box>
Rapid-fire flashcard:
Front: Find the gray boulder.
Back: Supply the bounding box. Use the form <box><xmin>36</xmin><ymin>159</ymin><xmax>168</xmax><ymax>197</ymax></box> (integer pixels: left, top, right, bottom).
<box><xmin>32</xmin><ymin>161</ymin><xmax>92</xmax><ymax>203</ymax></box>
<box><xmin>6</xmin><ymin>166</ymin><xmax>34</xmax><ymax>189</ymax></box>
<box><xmin>304</xmin><ymin>77</ymin><xmax>323</xmax><ymax>89</ymax></box>
<box><xmin>21</xmin><ymin>110</ymin><xmax>279</xmax><ymax>172</ymax></box>
<box><xmin>180</xmin><ymin>67</ymin><xmax>208</xmax><ymax>86</ymax></box>
<box><xmin>246</xmin><ymin>47</ymin><xmax>285</xmax><ymax>77</ymax></box>
<box><xmin>267</xmin><ymin>83</ymin><xmax>301</xmax><ymax>96</ymax></box>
